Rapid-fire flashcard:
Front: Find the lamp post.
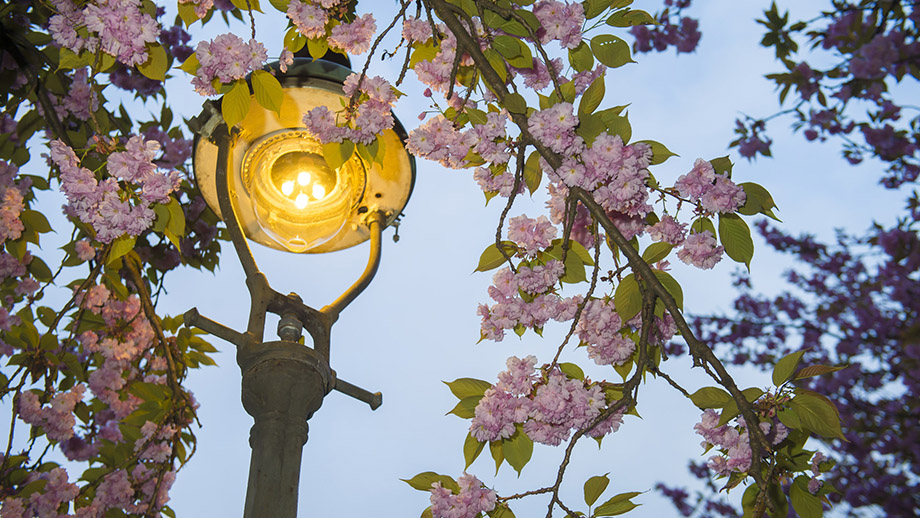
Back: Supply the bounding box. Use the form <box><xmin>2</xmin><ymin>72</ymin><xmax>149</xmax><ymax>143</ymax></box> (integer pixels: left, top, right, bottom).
<box><xmin>184</xmin><ymin>55</ymin><xmax>415</xmax><ymax>518</ymax></box>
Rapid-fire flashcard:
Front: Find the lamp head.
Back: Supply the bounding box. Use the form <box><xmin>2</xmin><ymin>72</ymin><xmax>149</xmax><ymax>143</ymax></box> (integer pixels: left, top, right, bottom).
<box><xmin>191</xmin><ymin>58</ymin><xmax>415</xmax><ymax>253</ymax></box>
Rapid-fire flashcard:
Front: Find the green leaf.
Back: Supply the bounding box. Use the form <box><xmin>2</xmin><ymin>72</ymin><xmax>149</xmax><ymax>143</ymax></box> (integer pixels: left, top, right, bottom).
<box><xmin>230</xmin><ymin>0</ymin><xmax>261</xmax><ymax>11</ymax></box>
<box><xmin>789</xmin><ymin>390</ymin><xmax>845</xmax><ymax>439</ymax></box>
<box><xmin>463</xmin><ymin>432</ymin><xmax>485</xmax><ymax>469</ymax></box>
<box><xmin>251</xmin><ymin>70</ymin><xmax>283</xmax><ymax>115</ymax></box>
<box><xmin>444</xmin><ymin>378</ymin><xmax>492</xmax><ymax>399</ymax></box>
<box><xmin>709</xmin><ymin>155</ymin><xmax>733</xmax><ymax>176</ymax></box>
<box><xmin>504</xmin><ymin>92</ymin><xmax>527</xmax><ymax>114</ymax></box>
<box><xmin>561</xmin><ymin>246</ymin><xmax>587</xmax><ymax>283</ymax></box>
<box><xmin>692</xmin><ymin>217</ymin><xmax>716</xmax><ymax>236</ymax></box>
<box><xmin>448</xmin><ymin>395</ymin><xmax>482</xmax><ymax>419</ymax></box>
<box><xmin>776</xmin><ymin>407</ymin><xmax>801</xmax><ymax>429</ymax></box>
<box><xmin>493</xmin><ymin>35</ymin><xmax>523</xmax><ymax>59</ymax></box>
<box><xmin>794</xmin><ymin>364</ymin><xmax>848</xmax><ymax>380</ymax></box>
<box><xmin>29</xmin><ymin>257</ymin><xmax>53</xmax><ymax>282</ymax></box>
<box><xmin>21</xmin><ymin>210</ymin><xmax>52</xmax><ymax>234</ymax></box>
<box><xmin>584</xmin><ymin>0</ymin><xmax>616</xmax><ymax>19</ymax></box>
<box><xmin>323</xmin><ymin>140</ymin><xmax>354</xmax><ymax>172</ymax></box>
<box><xmin>634</xmin><ymin>140</ymin><xmax>677</xmax><ymax>165</ymax></box>
<box><xmin>790</xmin><ymin>476</ymin><xmax>824</xmax><ymax>518</ymax></box>
<box><xmin>595</xmin><ymin>492</ymin><xmax>641</xmax><ymax>516</ymax></box>
<box><xmin>138</xmin><ymin>44</ymin><xmax>168</xmax><ymax>81</ymax></box>
<box><xmin>578</xmin><ymin>76</ymin><xmax>605</xmax><ymax>117</ymax></box>
<box><xmin>107</xmin><ymin>235</ymin><xmax>136</xmax><ymax>265</ymax></box>
<box><xmin>401</xmin><ymin>472</ymin><xmax>459</xmax><ymax>493</ymax></box>
<box><xmin>652</xmin><ymin>270</ymin><xmax>683</xmax><ymax>310</ymax></box>
<box><xmin>475</xmin><ymin>241</ymin><xmax>517</xmax><ymax>272</ymax></box>
<box><xmin>773</xmin><ymin>350</ymin><xmax>806</xmax><ymax>386</ymax></box>
<box><xmin>641</xmin><ymin>242</ymin><xmax>672</xmax><ymax>264</ymax></box>
<box><xmin>503</xmin><ymin>428</ymin><xmax>533</xmax><ymax>475</ymax></box>
<box><xmin>718</xmin><ymin>213</ymin><xmax>754</xmax><ymax>270</ymax></box>
<box><xmin>606</xmin><ymin>9</ymin><xmax>657</xmax><ymax>27</ymax></box>
<box><xmin>689</xmin><ymin>387</ymin><xmax>733</xmax><ymax>409</ymax></box>
<box><xmin>599</xmin><ymin>112</ymin><xmax>631</xmax><ymax>143</ymax></box>
<box><xmin>736</xmin><ymin>182</ymin><xmax>780</xmax><ymax>220</ymax></box>
<box><xmin>221</xmin><ymin>79</ymin><xmax>251</xmax><ymax>128</ymax></box>
<box><xmin>614</xmin><ymin>274</ymin><xmax>641</xmax><ymax>321</ymax></box>
<box><xmin>490</xmin><ymin>440</ymin><xmax>504</xmax><ymax>474</ymax></box>
<box><xmin>166</xmin><ymin>197</ymin><xmax>185</xmax><ymax>238</ymax></box>
<box><xmin>590</xmin><ymin>34</ymin><xmax>636</xmax><ymax>68</ymax></box>
<box><xmin>58</xmin><ymin>48</ymin><xmax>93</xmax><ymax>70</ymax></box>
<box><xmin>177</xmin><ymin>2</ymin><xmax>200</xmax><ymax>26</ymax></box>
<box><xmin>584</xmin><ymin>474</ymin><xmax>610</xmax><ymax>507</ymax></box>
<box><xmin>178</xmin><ymin>54</ymin><xmax>199</xmax><ymax>75</ymax></box>
<box><xmin>568</xmin><ymin>41</ymin><xmax>595</xmax><ymax>72</ymax></box>
<box><xmin>467</xmin><ymin>108</ymin><xmax>488</xmax><ymax>126</ymax></box>
<box><xmin>570</xmin><ymin>240</ymin><xmax>595</xmax><ymax>266</ymax></box>
<box><xmin>484</xmin><ymin>49</ymin><xmax>508</xmax><ymax>84</ymax></box>
<box><xmin>559</xmin><ymin>362</ymin><xmax>585</xmax><ymax>380</ymax></box>
<box><xmin>524</xmin><ymin>151</ymin><xmax>542</xmax><ymax>194</ymax></box>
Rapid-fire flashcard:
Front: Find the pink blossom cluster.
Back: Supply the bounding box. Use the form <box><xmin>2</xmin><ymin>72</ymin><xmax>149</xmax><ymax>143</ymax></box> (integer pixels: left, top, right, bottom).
<box><xmin>134</xmin><ymin>421</ymin><xmax>176</xmax><ymax>463</ymax></box>
<box><xmin>648</xmin><ymin>215</ymin><xmax>687</xmax><ymax>245</ymax></box>
<box><xmin>576</xmin><ymin>298</ymin><xmax>635</xmax><ymax>366</ymax></box>
<box><xmin>191</xmin><ymin>34</ymin><xmax>268</xmax><ymax>96</ymax></box>
<box><xmin>406</xmin><ymin>116</ymin><xmax>471</xmax><ymax>168</ymax></box>
<box><xmin>17</xmin><ymin>385</ymin><xmax>85</xmax><ymax>442</ymax></box>
<box><xmin>528</xmin><ymin>103</ymin><xmax>582</xmax><ymax>155</ymax></box>
<box><xmin>507</xmin><ymin>214</ymin><xmax>556</xmax><ymax>255</ymax></box>
<box><xmin>471</xmin><ymin>360</ymin><xmax>624</xmax><ymax>446</ymax></box>
<box><xmin>517</xmin><ymin>57</ymin><xmax>562</xmax><ymax>92</ymax></box>
<box><xmin>533</xmin><ymin>0</ymin><xmax>585</xmax><ymax>49</ymax></box>
<box><xmin>60</xmin><ymin>69</ymin><xmax>99</xmax><ymax>122</ymax></box>
<box><xmin>79</xmin><ymin>286</ymin><xmax>156</xmax><ymax>419</ymax></box>
<box><xmin>478</xmin><ymin>266</ymin><xmax>580</xmax><ymax>341</ymax></box>
<box><xmin>303</xmin><ymin>74</ymin><xmax>397</xmax><ymax>145</ymax></box>
<box><xmin>676</xmin><ymin>230</ymin><xmax>724</xmax><ymax>270</ymax></box>
<box><xmin>694</xmin><ymin>409</ymin><xmax>753</xmax><ymax>476</ymax></box>
<box><xmin>808</xmin><ymin>452</ymin><xmax>827</xmax><ymax>494</ymax></box>
<box><xmin>473</xmin><ymin>167</ymin><xmax>519</xmax><ymax>196</ymax></box>
<box><xmin>329</xmin><ymin>13</ymin><xmax>376</xmax><ymax>55</ymax></box>
<box><xmin>402</xmin><ymin>17</ymin><xmax>432</xmax><ymax>42</ymax></box>
<box><xmin>429</xmin><ymin>474</ymin><xmax>496</xmax><ymax>518</ymax></box>
<box><xmin>287</xmin><ymin>0</ymin><xmax>328</xmax><ymax>39</ymax></box>
<box><xmin>48</xmin><ymin>0</ymin><xmax>159</xmax><ymax>67</ymax></box>
<box><xmin>413</xmin><ymin>29</ymin><xmax>461</xmax><ymax>94</ymax></box>
<box><xmin>179</xmin><ymin>0</ymin><xmax>213</xmax><ymax>19</ymax></box>
<box><xmin>696</xmin><ymin>412</ymin><xmax>789</xmax><ymax>478</ymax></box>
<box><xmin>49</xmin><ymin>138</ymin><xmax>179</xmax><ymax>243</ymax></box>
<box><xmin>0</xmin><ymin>179</ymin><xmax>24</xmax><ymax>244</ymax></box>
<box><xmin>674</xmin><ymin>158</ymin><xmax>746</xmax><ymax>213</ymax></box>
<box><xmin>1</xmin><ymin>467</ymin><xmax>79</xmax><ymax>518</ymax></box>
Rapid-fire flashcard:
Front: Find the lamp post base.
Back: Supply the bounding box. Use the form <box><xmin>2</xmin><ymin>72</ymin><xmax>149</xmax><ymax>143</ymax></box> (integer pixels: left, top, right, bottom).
<box><xmin>238</xmin><ymin>341</ymin><xmax>333</xmax><ymax>518</ymax></box>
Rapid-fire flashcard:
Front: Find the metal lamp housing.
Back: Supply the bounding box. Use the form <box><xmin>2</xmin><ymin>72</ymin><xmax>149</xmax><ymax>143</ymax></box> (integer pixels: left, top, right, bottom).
<box><xmin>192</xmin><ymin>58</ymin><xmax>415</xmax><ymax>253</ymax></box>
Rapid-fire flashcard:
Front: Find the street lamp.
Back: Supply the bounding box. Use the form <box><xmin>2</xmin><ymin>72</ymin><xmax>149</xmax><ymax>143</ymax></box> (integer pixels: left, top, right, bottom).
<box><xmin>184</xmin><ymin>55</ymin><xmax>415</xmax><ymax>518</ymax></box>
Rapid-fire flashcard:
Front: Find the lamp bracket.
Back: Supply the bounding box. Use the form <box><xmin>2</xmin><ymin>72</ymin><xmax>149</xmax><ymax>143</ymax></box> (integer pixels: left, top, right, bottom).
<box><xmin>184</xmin><ymin>126</ymin><xmax>387</xmax><ymax>410</ymax></box>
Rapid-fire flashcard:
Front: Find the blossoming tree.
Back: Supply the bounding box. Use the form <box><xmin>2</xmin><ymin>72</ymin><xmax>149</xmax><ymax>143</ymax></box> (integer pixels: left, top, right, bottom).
<box><xmin>0</xmin><ymin>1</ymin><xmax>849</xmax><ymax>517</ymax></box>
<box><xmin>636</xmin><ymin>1</ymin><xmax>919</xmax><ymax>517</ymax></box>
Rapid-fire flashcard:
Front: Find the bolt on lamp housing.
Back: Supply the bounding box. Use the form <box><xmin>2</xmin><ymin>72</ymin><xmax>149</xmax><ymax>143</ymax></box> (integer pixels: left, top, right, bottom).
<box><xmin>191</xmin><ymin>58</ymin><xmax>415</xmax><ymax>253</ymax></box>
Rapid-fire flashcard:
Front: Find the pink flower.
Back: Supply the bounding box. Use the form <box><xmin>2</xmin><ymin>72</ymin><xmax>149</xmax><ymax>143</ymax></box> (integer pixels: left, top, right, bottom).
<box><xmin>533</xmin><ymin>1</ymin><xmax>585</xmax><ymax>49</ymax></box>
<box><xmin>674</xmin><ymin>158</ymin><xmax>716</xmax><ymax>200</ymax></box>
<box><xmin>329</xmin><ymin>13</ymin><xmax>376</xmax><ymax>55</ymax></box>
<box><xmin>648</xmin><ymin>215</ymin><xmax>687</xmax><ymax>245</ymax></box>
<box><xmin>677</xmin><ymin>230</ymin><xmax>724</xmax><ymax>269</ymax></box>
<box><xmin>402</xmin><ymin>17</ymin><xmax>432</xmax><ymax>41</ymax></box>
<box><xmin>287</xmin><ymin>0</ymin><xmax>327</xmax><ymax>39</ymax></box>
<box><xmin>507</xmin><ymin>214</ymin><xmax>556</xmax><ymax>255</ymax></box>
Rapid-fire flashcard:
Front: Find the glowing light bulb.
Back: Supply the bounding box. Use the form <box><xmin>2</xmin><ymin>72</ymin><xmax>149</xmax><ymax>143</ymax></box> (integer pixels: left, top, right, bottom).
<box><xmin>312</xmin><ymin>184</ymin><xmax>326</xmax><ymax>199</ymax></box>
<box><xmin>295</xmin><ymin>193</ymin><xmax>309</xmax><ymax>209</ymax></box>
<box><xmin>297</xmin><ymin>171</ymin><xmax>311</xmax><ymax>186</ymax></box>
<box><xmin>281</xmin><ymin>180</ymin><xmax>294</xmax><ymax>197</ymax></box>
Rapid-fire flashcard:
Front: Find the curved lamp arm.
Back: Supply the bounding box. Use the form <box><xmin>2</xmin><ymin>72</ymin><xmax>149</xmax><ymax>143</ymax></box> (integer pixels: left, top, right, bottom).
<box><xmin>322</xmin><ymin>210</ymin><xmax>385</xmax><ymax>318</ymax></box>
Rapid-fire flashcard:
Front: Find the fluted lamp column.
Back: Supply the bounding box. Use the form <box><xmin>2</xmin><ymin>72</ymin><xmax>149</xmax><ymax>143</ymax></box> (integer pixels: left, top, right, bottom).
<box><xmin>185</xmin><ymin>54</ymin><xmax>415</xmax><ymax>518</ymax></box>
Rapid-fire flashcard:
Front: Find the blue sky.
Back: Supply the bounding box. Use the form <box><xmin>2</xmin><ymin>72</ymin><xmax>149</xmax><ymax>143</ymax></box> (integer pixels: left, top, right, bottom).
<box><xmin>3</xmin><ymin>1</ymin><xmax>909</xmax><ymax>516</ymax></box>
<box><xmin>160</xmin><ymin>1</ymin><xmax>907</xmax><ymax>516</ymax></box>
